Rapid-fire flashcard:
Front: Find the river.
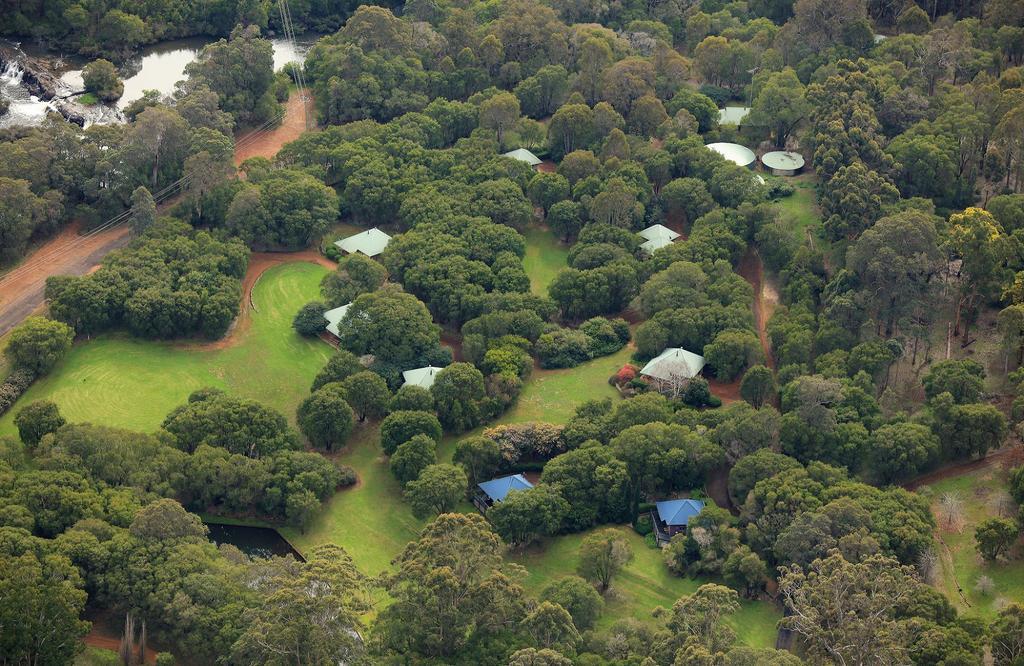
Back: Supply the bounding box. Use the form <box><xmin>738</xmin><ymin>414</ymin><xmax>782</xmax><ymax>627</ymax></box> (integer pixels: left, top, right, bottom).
<box><xmin>0</xmin><ymin>33</ymin><xmax>318</xmax><ymax>129</ymax></box>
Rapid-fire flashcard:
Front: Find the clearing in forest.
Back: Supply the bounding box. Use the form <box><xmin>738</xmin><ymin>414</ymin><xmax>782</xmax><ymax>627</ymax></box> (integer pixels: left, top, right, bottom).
<box><xmin>927</xmin><ymin>464</ymin><xmax>1024</xmax><ymax>619</ymax></box>
<box><xmin>0</xmin><ymin>262</ymin><xmax>332</xmax><ymax>437</ymax></box>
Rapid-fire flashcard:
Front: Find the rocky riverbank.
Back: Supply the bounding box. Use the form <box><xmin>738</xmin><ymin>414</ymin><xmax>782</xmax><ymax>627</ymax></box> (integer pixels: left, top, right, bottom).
<box><xmin>0</xmin><ymin>42</ymin><xmax>94</xmax><ymax>126</ymax></box>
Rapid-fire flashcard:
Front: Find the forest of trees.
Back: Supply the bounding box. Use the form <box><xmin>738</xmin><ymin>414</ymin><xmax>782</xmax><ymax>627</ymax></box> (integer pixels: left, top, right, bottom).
<box><xmin>4</xmin><ymin>0</ymin><xmax>1024</xmax><ymax>663</ymax></box>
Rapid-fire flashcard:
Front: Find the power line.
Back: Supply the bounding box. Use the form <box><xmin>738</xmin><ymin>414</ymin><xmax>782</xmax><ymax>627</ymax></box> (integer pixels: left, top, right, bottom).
<box><xmin>277</xmin><ymin>0</ymin><xmax>311</xmax><ymax>131</ymax></box>
<box><xmin>0</xmin><ymin>108</ymin><xmax>288</xmax><ymax>287</ymax></box>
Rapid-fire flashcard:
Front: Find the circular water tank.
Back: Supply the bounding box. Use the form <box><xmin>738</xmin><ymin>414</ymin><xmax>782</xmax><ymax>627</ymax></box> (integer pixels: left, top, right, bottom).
<box><xmin>760</xmin><ymin>151</ymin><xmax>805</xmax><ymax>176</ymax></box>
<box><xmin>706</xmin><ymin>142</ymin><xmax>756</xmax><ymax>169</ymax></box>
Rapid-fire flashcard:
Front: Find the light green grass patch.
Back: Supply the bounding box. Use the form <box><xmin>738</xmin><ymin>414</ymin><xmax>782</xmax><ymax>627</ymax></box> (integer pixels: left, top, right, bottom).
<box><xmin>75</xmin><ymin>646</ymin><xmax>117</xmax><ymax>665</ymax></box>
<box><xmin>928</xmin><ymin>466</ymin><xmax>1024</xmax><ymax>620</ymax></box>
<box><xmin>510</xmin><ymin>526</ymin><xmax>781</xmax><ymax>647</ymax></box>
<box><xmin>0</xmin><ymin>262</ymin><xmax>332</xmax><ymax>436</ymax></box>
<box><xmin>522</xmin><ymin>224</ymin><xmax>569</xmax><ymax>296</ymax></box>
<box><xmin>283</xmin><ymin>421</ymin><xmax>425</xmax><ymax>575</ymax></box>
<box><xmin>773</xmin><ymin>177</ymin><xmax>821</xmax><ymax>243</ymax></box>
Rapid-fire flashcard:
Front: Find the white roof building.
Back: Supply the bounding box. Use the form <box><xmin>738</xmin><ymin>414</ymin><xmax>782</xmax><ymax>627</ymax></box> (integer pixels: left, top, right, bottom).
<box><xmin>502</xmin><ymin>148</ymin><xmax>542</xmax><ymax>166</ymax></box>
<box><xmin>323</xmin><ymin>304</ymin><xmax>351</xmax><ymax>338</ymax></box>
<box><xmin>639</xmin><ymin>224</ymin><xmax>680</xmax><ymax>255</ymax></box>
<box><xmin>402</xmin><ymin>366</ymin><xmax>443</xmax><ymax>389</ymax></box>
<box><xmin>640</xmin><ymin>348</ymin><xmax>706</xmax><ymax>381</ymax></box>
<box><xmin>639</xmin><ymin>224</ymin><xmax>680</xmax><ymax>242</ymax></box>
<box><xmin>334</xmin><ymin>228</ymin><xmax>392</xmax><ymax>257</ymax></box>
<box><xmin>640</xmin><ymin>236</ymin><xmax>674</xmax><ymax>255</ymax></box>
<box><xmin>706</xmin><ymin>142</ymin><xmax>756</xmax><ymax>168</ymax></box>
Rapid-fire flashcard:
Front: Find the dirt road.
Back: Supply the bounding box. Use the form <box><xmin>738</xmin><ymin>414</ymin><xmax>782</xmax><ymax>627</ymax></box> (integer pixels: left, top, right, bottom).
<box><xmin>0</xmin><ymin>222</ymin><xmax>132</xmax><ymax>336</ymax></box>
<box><xmin>0</xmin><ymin>93</ymin><xmax>313</xmax><ymax>338</ymax></box>
<box><xmin>903</xmin><ymin>444</ymin><xmax>1024</xmax><ymax>490</ymax></box>
<box><xmin>234</xmin><ymin>93</ymin><xmax>312</xmax><ymax>166</ymax></box>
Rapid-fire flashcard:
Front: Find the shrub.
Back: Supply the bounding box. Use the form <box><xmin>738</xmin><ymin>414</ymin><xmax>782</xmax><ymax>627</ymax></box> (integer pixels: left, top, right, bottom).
<box><xmin>633</xmin><ymin>513</ymin><xmax>653</xmax><ymax>536</ymax></box>
<box><xmin>293</xmin><ymin>301</ymin><xmax>328</xmax><ymax>336</ymax></box>
<box><xmin>613</xmin><ymin>364</ymin><xmax>638</xmax><ymax>386</ymax></box>
<box><xmin>580</xmin><ymin>317</ymin><xmax>630</xmax><ymax>357</ymax></box>
<box><xmin>536</xmin><ymin>328</ymin><xmax>593</xmax><ymax>369</ymax></box>
<box><xmin>389</xmin><ymin>385</ymin><xmax>435</xmax><ymax>412</ymax></box>
<box><xmin>296</xmin><ymin>384</ymin><xmax>354</xmax><ymax>451</ymax></box>
<box><xmin>14</xmin><ymin>401</ymin><xmax>65</xmax><ymax>449</ymax></box>
<box><xmin>390</xmin><ymin>434</ymin><xmax>438</xmax><ymax>486</ymax></box>
<box><xmin>704</xmin><ymin>329</ymin><xmax>763</xmax><ymax>381</ymax></box>
<box><xmin>5</xmin><ymin>317</ymin><xmax>74</xmax><ymax>375</ymax></box>
<box><xmin>683</xmin><ymin>377</ymin><xmax>714</xmax><ymax>408</ymax></box>
<box><xmin>380</xmin><ymin>410</ymin><xmax>443</xmax><ymax>455</ymax></box>
<box><xmin>484</xmin><ymin>422</ymin><xmax>566</xmax><ymax>465</ymax></box>
<box><xmin>0</xmin><ymin>368</ymin><xmax>36</xmax><ymax>416</ymax></box>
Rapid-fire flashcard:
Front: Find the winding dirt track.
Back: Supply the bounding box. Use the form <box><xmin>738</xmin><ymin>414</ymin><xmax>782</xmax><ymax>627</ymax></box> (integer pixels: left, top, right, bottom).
<box><xmin>176</xmin><ymin>250</ymin><xmax>336</xmax><ymax>352</ymax></box>
<box><xmin>737</xmin><ymin>247</ymin><xmax>777</xmax><ymax>369</ymax></box>
<box><xmin>0</xmin><ymin>95</ymin><xmax>311</xmax><ymax>338</ymax></box>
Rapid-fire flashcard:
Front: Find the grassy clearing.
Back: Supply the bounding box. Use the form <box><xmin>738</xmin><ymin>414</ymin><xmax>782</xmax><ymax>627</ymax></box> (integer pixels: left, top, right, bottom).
<box><xmin>283</xmin><ymin>421</ymin><xmax>424</xmax><ymax>574</ymax></box>
<box><xmin>522</xmin><ymin>223</ymin><xmax>569</xmax><ymax>296</ymax></box>
<box><xmin>75</xmin><ymin>646</ymin><xmax>115</xmax><ymax>665</ymax></box>
<box><xmin>927</xmin><ymin>465</ymin><xmax>1024</xmax><ymax>620</ymax></box>
<box><xmin>509</xmin><ymin>526</ymin><xmax>780</xmax><ymax>647</ymax></box>
<box><xmin>773</xmin><ymin>176</ymin><xmax>821</xmax><ymax>242</ymax></box>
<box><xmin>0</xmin><ymin>262</ymin><xmax>332</xmax><ymax>436</ymax></box>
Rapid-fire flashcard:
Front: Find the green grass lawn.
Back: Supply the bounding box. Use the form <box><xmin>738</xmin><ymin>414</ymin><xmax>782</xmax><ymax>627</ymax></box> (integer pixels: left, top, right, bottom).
<box><xmin>0</xmin><ymin>262</ymin><xmax>333</xmax><ymax>437</ymax></box>
<box><xmin>509</xmin><ymin>526</ymin><xmax>780</xmax><ymax>647</ymax></box>
<box><xmin>769</xmin><ymin>174</ymin><xmax>844</xmax><ymax>272</ymax></box>
<box><xmin>75</xmin><ymin>646</ymin><xmax>116</xmax><ymax>665</ymax></box>
<box><xmin>927</xmin><ymin>466</ymin><xmax>1024</xmax><ymax>620</ymax></box>
<box><xmin>283</xmin><ymin>421</ymin><xmax>425</xmax><ymax>574</ymax></box>
<box><xmin>773</xmin><ymin>177</ymin><xmax>821</xmax><ymax>242</ymax></box>
<box><xmin>522</xmin><ymin>223</ymin><xmax>569</xmax><ymax>295</ymax></box>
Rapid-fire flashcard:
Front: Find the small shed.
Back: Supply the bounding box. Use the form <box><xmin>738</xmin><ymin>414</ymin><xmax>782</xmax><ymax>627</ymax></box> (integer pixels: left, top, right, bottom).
<box><xmin>639</xmin><ymin>224</ymin><xmax>680</xmax><ymax>256</ymax></box>
<box><xmin>652</xmin><ymin>498</ymin><xmax>706</xmax><ymax>545</ymax></box>
<box><xmin>401</xmin><ymin>366</ymin><xmax>443</xmax><ymax>390</ymax></box>
<box><xmin>639</xmin><ymin>347</ymin><xmax>706</xmax><ymax>382</ymax></box>
<box><xmin>706</xmin><ymin>142</ymin><xmax>756</xmax><ymax>169</ymax></box>
<box><xmin>502</xmin><ymin>148</ymin><xmax>543</xmax><ymax>167</ymax></box>
<box><xmin>718</xmin><ymin>106</ymin><xmax>751</xmax><ymax>127</ymax></box>
<box><xmin>474</xmin><ymin>474</ymin><xmax>534</xmax><ymax>513</ymax></box>
<box><xmin>760</xmin><ymin>151</ymin><xmax>805</xmax><ymax>176</ymax></box>
<box><xmin>323</xmin><ymin>304</ymin><xmax>351</xmax><ymax>339</ymax></box>
<box><xmin>334</xmin><ymin>228</ymin><xmax>392</xmax><ymax>258</ymax></box>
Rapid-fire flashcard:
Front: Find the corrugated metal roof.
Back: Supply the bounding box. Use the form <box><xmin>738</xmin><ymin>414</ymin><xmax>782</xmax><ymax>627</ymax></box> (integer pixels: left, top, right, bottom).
<box><xmin>502</xmin><ymin>148</ymin><xmax>542</xmax><ymax>166</ymax></box>
<box><xmin>639</xmin><ymin>347</ymin><xmax>706</xmax><ymax>380</ymax></box>
<box><xmin>323</xmin><ymin>304</ymin><xmax>351</xmax><ymax>337</ymax></box>
<box><xmin>655</xmin><ymin>498</ymin><xmax>706</xmax><ymax>526</ymax></box>
<box><xmin>334</xmin><ymin>228</ymin><xmax>392</xmax><ymax>257</ymax></box>
<box><xmin>401</xmin><ymin>366</ymin><xmax>443</xmax><ymax>389</ymax></box>
<box><xmin>478</xmin><ymin>474</ymin><xmax>534</xmax><ymax>503</ymax></box>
